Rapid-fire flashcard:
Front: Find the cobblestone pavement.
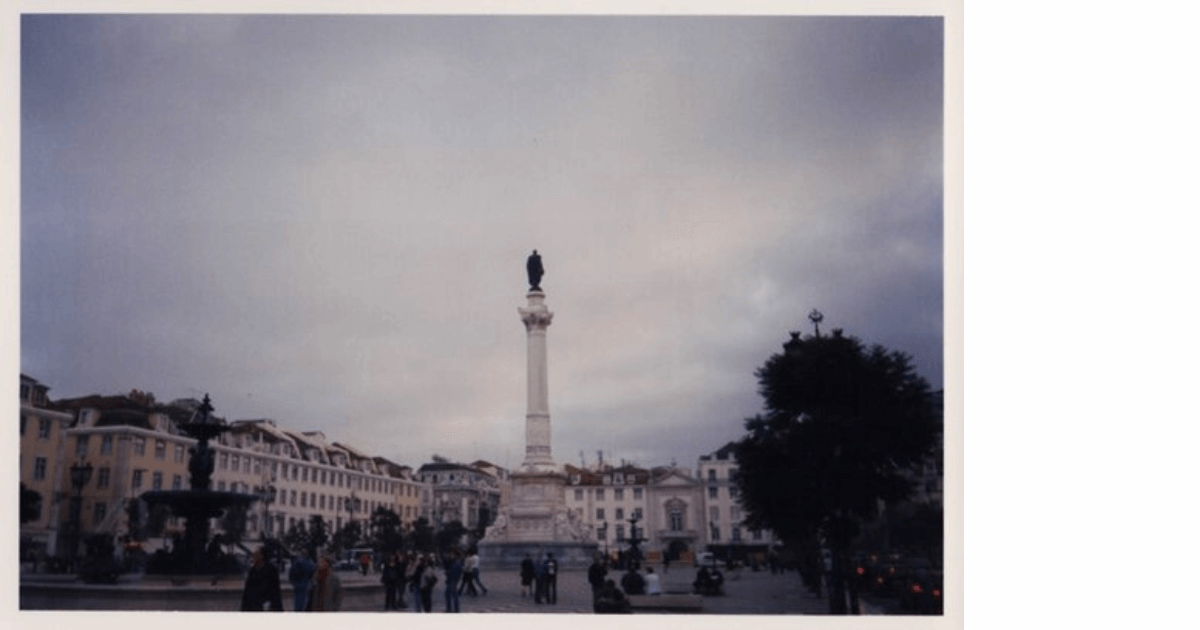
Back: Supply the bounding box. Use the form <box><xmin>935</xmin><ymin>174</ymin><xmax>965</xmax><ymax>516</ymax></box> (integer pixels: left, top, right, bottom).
<box><xmin>339</xmin><ymin>566</ymin><xmax>832</xmax><ymax>615</ymax></box>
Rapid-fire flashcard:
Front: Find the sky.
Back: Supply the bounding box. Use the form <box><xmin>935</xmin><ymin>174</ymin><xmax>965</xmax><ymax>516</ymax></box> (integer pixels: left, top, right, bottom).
<box><xmin>18</xmin><ymin>13</ymin><xmax>945</xmax><ymax>473</ymax></box>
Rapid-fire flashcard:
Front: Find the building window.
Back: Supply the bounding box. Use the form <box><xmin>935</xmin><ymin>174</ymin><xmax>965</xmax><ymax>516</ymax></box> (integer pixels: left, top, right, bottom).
<box><xmin>218</xmin><ymin>481</ymin><xmax>226</xmax><ymax>491</ymax></box>
<box><xmin>155</xmin><ymin>440</ymin><xmax>166</xmax><ymax>459</ymax></box>
<box><xmin>633</xmin><ymin>488</ymin><xmax>643</xmax><ymax>500</ymax></box>
<box><xmin>152</xmin><ymin>471</ymin><xmax>163</xmax><ymax>490</ymax></box>
<box><xmin>752</xmin><ymin>530</ymin><xmax>763</xmax><ymax>541</ymax></box>
<box><xmin>321</xmin><ymin>470</ymin><xmax>327</xmax><ymax>485</ymax></box>
<box><xmin>172</xmin><ymin>474</ymin><xmax>182</xmax><ymax>490</ymax></box>
<box><xmin>615</xmin><ymin>508</ymin><xmax>624</xmax><ymax>520</ymax></box>
<box><xmin>626</xmin><ymin>475</ymin><xmax>636</xmax><ymax>484</ymax></box>
<box><xmin>728</xmin><ymin>469</ymin><xmax>738</xmax><ymax>484</ymax></box>
<box><xmin>76</xmin><ymin>435</ymin><xmax>89</xmax><ymax>457</ymax></box>
<box><xmin>232</xmin><ymin>455</ymin><xmax>240</xmax><ymax>471</ymax></box>
<box><xmin>710</xmin><ymin>506</ymin><xmax>720</xmax><ymax>521</ymax></box>
<box><xmin>574</xmin><ymin>489</ymin><xmax>584</xmax><ymax>501</ymax></box>
<box><xmin>302</xmin><ymin>468</ymin><xmax>309</xmax><ymax>483</ymax></box>
<box><xmin>174</xmin><ymin>444</ymin><xmax>185</xmax><ymax>463</ymax></box>
<box><xmin>598</xmin><ymin>527</ymin><xmax>607</xmax><ymax>541</ymax></box>
<box><xmin>301</xmin><ymin>493</ymin><xmax>307</xmax><ymax>508</ymax></box>
<box><xmin>729</xmin><ymin>485</ymin><xmax>739</xmax><ymax>498</ymax></box>
<box><xmin>132</xmin><ymin>470</ymin><xmax>144</xmax><ymax>489</ymax></box>
<box><xmin>97</xmin><ymin>468</ymin><xmax>110</xmax><ymax>489</ymax></box>
<box><xmin>707</xmin><ymin>469</ymin><xmax>717</xmax><ymax>481</ymax></box>
<box><xmin>101</xmin><ymin>435</ymin><xmax>113</xmax><ymax>455</ymax></box>
<box><xmin>34</xmin><ymin>457</ymin><xmax>48</xmax><ymax>481</ymax></box>
<box><xmin>669</xmin><ymin>510</ymin><xmax>683</xmax><ymax>532</ymax></box>
<box><xmin>732</xmin><ymin>527</ymin><xmax>742</xmax><ymax>542</ymax></box>
<box><xmin>596</xmin><ymin>508</ymin><xmax>605</xmax><ymax>520</ymax></box>
<box><xmin>219</xmin><ymin>452</ymin><xmax>229</xmax><ymax>470</ymax></box>
<box><xmin>616</xmin><ymin>525</ymin><xmax>626</xmax><ymax>542</ymax></box>
<box><xmin>596</xmin><ymin>489</ymin><xmax>605</xmax><ymax>501</ymax></box>
<box><xmin>93</xmin><ymin>502</ymin><xmax>107</xmax><ymax>526</ymax></box>
<box><xmin>708</xmin><ymin>487</ymin><xmax>718</xmax><ymax>499</ymax></box>
<box><xmin>244</xmin><ymin>457</ymin><xmax>251</xmax><ymax>473</ymax></box>
<box><xmin>133</xmin><ymin>437</ymin><xmax>146</xmax><ymax>456</ymax></box>
<box><xmin>711</xmin><ymin>526</ymin><xmax>721</xmax><ymax>542</ymax></box>
<box><xmin>614</xmin><ymin>488</ymin><xmax>624</xmax><ymax>501</ymax></box>
<box><xmin>255</xmin><ymin>459</ymin><xmax>261</xmax><ymax>474</ymax></box>
<box><xmin>633</xmin><ymin>507</ymin><xmax>643</xmax><ymax>520</ymax></box>
<box><xmin>38</xmin><ymin>418</ymin><xmax>51</xmax><ymax>439</ymax></box>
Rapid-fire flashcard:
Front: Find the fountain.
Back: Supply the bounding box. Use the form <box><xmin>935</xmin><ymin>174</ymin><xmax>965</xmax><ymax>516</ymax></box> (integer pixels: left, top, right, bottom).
<box><xmin>138</xmin><ymin>394</ymin><xmax>259</xmax><ymax>581</ymax></box>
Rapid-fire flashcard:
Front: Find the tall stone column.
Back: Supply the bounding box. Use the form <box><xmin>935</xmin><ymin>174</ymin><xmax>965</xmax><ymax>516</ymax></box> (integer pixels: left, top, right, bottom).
<box><xmin>519</xmin><ymin>290</ymin><xmax>554</xmax><ymax>471</ymax></box>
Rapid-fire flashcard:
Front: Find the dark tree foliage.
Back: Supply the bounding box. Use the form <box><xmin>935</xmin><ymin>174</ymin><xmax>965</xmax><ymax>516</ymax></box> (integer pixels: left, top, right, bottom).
<box><xmin>20</xmin><ymin>483</ymin><xmax>42</xmax><ymax>524</ymax></box>
<box><xmin>735</xmin><ymin>326</ymin><xmax>940</xmax><ymax>612</ymax></box>
<box><xmin>331</xmin><ymin>520</ymin><xmax>363</xmax><ymax>555</ymax></box>
<box><xmin>410</xmin><ymin>517</ymin><xmax>435</xmax><ymax>552</ymax></box>
<box><xmin>306</xmin><ymin>515</ymin><xmax>329</xmax><ymax>557</ymax></box>
<box><xmin>436</xmin><ymin>520</ymin><xmax>468</xmax><ymax>554</ymax></box>
<box><xmin>369</xmin><ymin>506</ymin><xmax>405</xmax><ymax>554</ymax></box>
<box><xmin>218</xmin><ymin>503</ymin><xmax>248</xmax><ymax>545</ymax></box>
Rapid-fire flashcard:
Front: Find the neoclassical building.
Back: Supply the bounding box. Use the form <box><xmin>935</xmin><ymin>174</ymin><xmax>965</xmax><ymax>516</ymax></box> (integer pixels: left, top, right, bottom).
<box><xmin>19</xmin><ymin>375</ymin><xmax>77</xmax><ymax>560</ymax></box>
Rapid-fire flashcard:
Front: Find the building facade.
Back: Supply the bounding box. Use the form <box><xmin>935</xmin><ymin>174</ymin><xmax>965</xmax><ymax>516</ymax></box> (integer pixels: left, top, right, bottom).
<box><xmin>415</xmin><ymin>459</ymin><xmax>502</xmax><ymax>531</ymax></box>
<box><xmin>697</xmin><ymin>443</ymin><xmax>779</xmax><ymax>561</ymax></box>
<box><xmin>19</xmin><ymin>375</ymin><xmax>76</xmax><ymax>560</ymax></box>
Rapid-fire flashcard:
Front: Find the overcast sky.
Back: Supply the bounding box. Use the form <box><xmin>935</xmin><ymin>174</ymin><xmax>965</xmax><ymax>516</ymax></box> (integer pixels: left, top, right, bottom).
<box><xmin>20</xmin><ymin>14</ymin><xmax>944</xmax><ymax>472</ymax></box>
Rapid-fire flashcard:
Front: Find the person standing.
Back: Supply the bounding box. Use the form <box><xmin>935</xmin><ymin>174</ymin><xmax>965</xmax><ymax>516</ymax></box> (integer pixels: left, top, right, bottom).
<box><xmin>444</xmin><ymin>549</ymin><xmax>463</xmax><ymax>613</ymax></box>
<box><xmin>287</xmin><ymin>550</ymin><xmax>315</xmax><ymax>612</ymax></box>
<box><xmin>240</xmin><ymin>548</ymin><xmax>284</xmax><ymax>611</ymax></box>
<box><xmin>543</xmin><ymin>552</ymin><xmax>559</xmax><ymax>604</ymax></box>
<box><xmin>588</xmin><ymin>553</ymin><xmax>608</xmax><ymax>601</ymax></box>
<box><xmin>310</xmin><ymin>555</ymin><xmax>343</xmax><ymax>612</ymax></box>
<box><xmin>520</xmin><ymin>553</ymin><xmax>536</xmax><ymax>598</ymax></box>
<box><xmin>381</xmin><ymin>553</ymin><xmax>402</xmax><ymax>611</ymax></box>
<box><xmin>418</xmin><ymin>555</ymin><xmax>437</xmax><ymax>612</ymax></box>
<box><xmin>407</xmin><ymin>553</ymin><xmax>425</xmax><ymax>613</ymax></box>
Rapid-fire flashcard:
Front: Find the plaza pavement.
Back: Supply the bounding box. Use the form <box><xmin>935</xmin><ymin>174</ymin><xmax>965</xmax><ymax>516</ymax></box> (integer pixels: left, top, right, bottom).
<box><xmin>337</xmin><ymin>564</ymin><xmax>833</xmax><ymax>615</ymax></box>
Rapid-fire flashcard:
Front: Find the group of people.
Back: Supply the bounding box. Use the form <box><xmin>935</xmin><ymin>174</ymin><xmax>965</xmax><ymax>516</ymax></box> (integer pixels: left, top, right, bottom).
<box><xmin>381</xmin><ymin>548</ymin><xmax>489</xmax><ymax>613</ymax></box>
<box><xmin>241</xmin><ymin>548</ymin><xmax>344</xmax><ymax>612</ymax></box>
<box><xmin>518</xmin><ymin>552</ymin><xmax>559</xmax><ymax>604</ymax></box>
<box><xmin>586</xmin><ymin>554</ymin><xmax>664</xmax><ymax>613</ymax></box>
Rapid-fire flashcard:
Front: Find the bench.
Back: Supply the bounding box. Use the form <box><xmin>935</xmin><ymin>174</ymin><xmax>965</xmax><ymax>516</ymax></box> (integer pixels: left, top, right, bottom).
<box><xmin>627</xmin><ymin>594</ymin><xmax>704</xmax><ymax>613</ymax></box>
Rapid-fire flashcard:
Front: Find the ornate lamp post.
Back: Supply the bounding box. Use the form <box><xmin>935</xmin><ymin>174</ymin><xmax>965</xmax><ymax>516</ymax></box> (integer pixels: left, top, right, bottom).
<box><xmin>68</xmin><ymin>460</ymin><xmax>94</xmax><ymax>572</ymax></box>
<box><xmin>597</xmin><ymin>521</ymin><xmax>609</xmax><ymax>560</ymax></box>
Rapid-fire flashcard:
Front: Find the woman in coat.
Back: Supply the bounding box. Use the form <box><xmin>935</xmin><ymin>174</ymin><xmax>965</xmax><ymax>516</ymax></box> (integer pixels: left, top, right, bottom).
<box><xmin>310</xmin><ymin>555</ymin><xmax>343</xmax><ymax>611</ymax></box>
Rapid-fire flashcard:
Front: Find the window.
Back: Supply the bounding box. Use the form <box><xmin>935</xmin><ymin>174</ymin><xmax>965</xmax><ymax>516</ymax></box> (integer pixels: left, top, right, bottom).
<box><xmin>154</xmin><ymin>440</ymin><xmax>166</xmax><ymax>459</ymax></box>
<box><xmin>753</xmin><ymin>530</ymin><xmax>763</xmax><ymax>541</ymax></box>
<box><xmin>133</xmin><ymin>437</ymin><xmax>146</xmax><ymax>456</ymax></box>
<box><xmin>596</xmin><ymin>508</ymin><xmax>605</xmax><ymax>520</ymax></box>
<box><xmin>76</xmin><ymin>435</ymin><xmax>90</xmax><ymax>457</ymax></box>
<box><xmin>732</xmin><ymin>527</ymin><xmax>742</xmax><ymax>542</ymax></box>
<box><xmin>39</xmin><ymin>418</ymin><xmax>51</xmax><ymax>439</ymax></box>
<box><xmin>711</xmin><ymin>526</ymin><xmax>721</xmax><ymax>542</ymax></box>
<box><xmin>731</xmin><ymin>506</ymin><xmax>741</xmax><ymax>521</ymax></box>
<box><xmin>290</xmin><ymin>490</ymin><xmax>297</xmax><ymax>506</ymax></box>
<box><xmin>633</xmin><ymin>507</ymin><xmax>643</xmax><ymax>520</ymax></box>
<box><xmin>573</xmin><ymin>489</ymin><xmax>583</xmax><ymax>501</ymax></box>
<box><xmin>301</xmin><ymin>493</ymin><xmax>307</xmax><ymax>508</ymax></box>
<box><xmin>614</xmin><ymin>474</ymin><xmax>623</xmax><ymax>485</ymax></box>
<box><xmin>220</xmin><ymin>452</ymin><xmax>229</xmax><ymax>470</ymax></box>
<box><xmin>243</xmin><ymin>458</ymin><xmax>251</xmax><ymax>473</ymax></box>
<box><xmin>728</xmin><ymin>468</ymin><xmax>738</xmax><ymax>484</ymax></box>
<box><xmin>218</xmin><ymin>481</ymin><xmax>226</xmax><ymax>491</ymax></box>
<box><xmin>598</xmin><ymin>527</ymin><xmax>607</xmax><ymax>541</ymax></box>
<box><xmin>669</xmin><ymin>510</ymin><xmax>683</xmax><ymax>532</ymax></box>
<box><xmin>302</xmin><ymin>468</ymin><xmax>308</xmax><ymax>483</ymax></box>
<box><xmin>614</xmin><ymin>488</ymin><xmax>624</xmax><ymax>500</ymax></box>
<box><xmin>132</xmin><ymin>470</ymin><xmax>144</xmax><ymax>489</ymax></box>
<box><xmin>232</xmin><ymin>455</ymin><xmax>240</xmax><ymax>471</ymax></box>
<box><xmin>596</xmin><ymin>489</ymin><xmax>605</xmax><ymax>501</ymax></box>
<box><xmin>254</xmin><ymin>459</ymin><xmax>261</xmax><ymax>474</ymax></box>
<box><xmin>34</xmin><ymin>457</ymin><xmax>48</xmax><ymax>481</ymax></box>
<box><xmin>93</xmin><ymin>502</ymin><xmax>107</xmax><ymax>526</ymax></box>
<box><xmin>729</xmin><ymin>485</ymin><xmax>739</xmax><ymax>498</ymax></box>
<box><xmin>152</xmin><ymin>472</ymin><xmax>163</xmax><ymax>490</ymax></box>
<box><xmin>616</xmin><ymin>525</ymin><xmax>626</xmax><ymax>542</ymax></box>
<box><xmin>633</xmin><ymin>488</ymin><xmax>643</xmax><ymax>500</ymax></box>
<box><xmin>172</xmin><ymin>474</ymin><xmax>182</xmax><ymax>490</ymax></box>
<box><xmin>174</xmin><ymin>444</ymin><xmax>185</xmax><ymax>463</ymax></box>
<box><xmin>321</xmin><ymin>470</ymin><xmax>327</xmax><ymax>484</ymax></box>
<box><xmin>707</xmin><ymin>469</ymin><xmax>717</xmax><ymax>481</ymax></box>
<box><xmin>708</xmin><ymin>487</ymin><xmax>719</xmax><ymax>499</ymax></box>
<box><xmin>97</xmin><ymin>468</ymin><xmax>110</xmax><ymax>489</ymax></box>
<box><xmin>710</xmin><ymin>506</ymin><xmax>720</xmax><ymax>521</ymax></box>
<box><xmin>102</xmin><ymin>435</ymin><xmax>113</xmax><ymax>455</ymax></box>
<box><xmin>626</xmin><ymin>475</ymin><xmax>636</xmax><ymax>484</ymax></box>
<box><xmin>20</xmin><ymin>415</ymin><xmax>27</xmax><ymax>436</ymax></box>
<box><xmin>615</xmin><ymin>508</ymin><xmax>624</xmax><ymax>520</ymax></box>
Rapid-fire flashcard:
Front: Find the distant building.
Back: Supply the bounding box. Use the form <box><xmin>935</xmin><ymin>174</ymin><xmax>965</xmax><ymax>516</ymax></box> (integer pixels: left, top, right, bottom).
<box><xmin>697</xmin><ymin>443</ymin><xmax>780</xmax><ymax>561</ymax></box>
<box><xmin>32</xmin><ymin>385</ymin><xmax>429</xmax><ymax>564</ymax></box>
<box><xmin>18</xmin><ymin>375</ymin><xmax>75</xmax><ymax>560</ymax></box>
<box><xmin>415</xmin><ymin>458</ymin><xmax>502</xmax><ymax>530</ymax></box>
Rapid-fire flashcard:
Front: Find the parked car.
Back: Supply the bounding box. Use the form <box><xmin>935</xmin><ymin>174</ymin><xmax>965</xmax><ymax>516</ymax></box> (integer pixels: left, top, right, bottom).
<box><xmin>898</xmin><ymin>558</ymin><xmax>942</xmax><ymax>614</ymax></box>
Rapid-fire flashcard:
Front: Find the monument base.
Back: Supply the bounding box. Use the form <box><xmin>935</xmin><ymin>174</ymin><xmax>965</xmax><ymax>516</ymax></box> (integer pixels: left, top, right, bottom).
<box><xmin>477</xmin><ymin>540</ymin><xmax>599</xmax><ymax>572</ymax></box>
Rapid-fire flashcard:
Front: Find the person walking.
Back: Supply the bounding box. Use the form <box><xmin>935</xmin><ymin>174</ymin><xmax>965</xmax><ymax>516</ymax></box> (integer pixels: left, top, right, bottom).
<box><xmin>407</xmin><ymin>552</ymin><xmax>425</xmax><ymax>613</ymax></box>
<box><xmin>444</xmin><ymin>549</ymin><xmax>463</xmax><ymax>612</ymax></box>
<box><xmin>418</xmin><ymin>555</ymin><xmax>437</xmax><ymax>612</ymax></box>
<box><xmin>310</xmin><ymin>555</ymin><xmax>343</xmax><ymax>612</ymax></box>
<box><xmin>287</xmin><ymin>550</ymin><xmax>315</xmax><ymax>612</ymax></box>
<box><xmin>543</xmin><ymin>552</ymin><xmax>559</xmax><ymax>604</ymax></box>
<box><xmin>459</xmin><ymin>548</ymin><xmax>487</xmax><ymax>596</ymax></box>
<box><xmin>240</xmin><ymin>547</ymin><xmax>283</xmax><ymax>611</ymax></box>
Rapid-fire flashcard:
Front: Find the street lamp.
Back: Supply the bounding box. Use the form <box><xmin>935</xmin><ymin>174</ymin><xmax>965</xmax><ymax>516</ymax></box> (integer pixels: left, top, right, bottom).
<box><xmin>68</xmin><ymin>460</ymin><xmax>94</xmax><ymax>572</ymax></box>
<box><xmin>597</xmin><ymin>521</ymin><xmax>609</xmax><ymax>560</ymax></box>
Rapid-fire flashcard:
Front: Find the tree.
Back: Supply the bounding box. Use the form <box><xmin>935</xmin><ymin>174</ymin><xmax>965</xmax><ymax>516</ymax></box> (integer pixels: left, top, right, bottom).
<box><xmin>410</xmin><ymin>517</ymin><xmax>435</xmax><ymax>553</ymax></box>
<box><xmin>20</xmin><ymin>483</ymin><xmax>42</xmax><ymax>524</ymax></box>
<box><xmin>331</xmin><ymin>520</ymin><xmax>362</xmax><ymax>556</ymax></box>
<box><xmin>369</xmin><ymin>506</ymin><xmax>405</xmax><ymax>554</ymax></box>
<box><xmin>306</xmin><ymin>515</ymin><xmax>329</xmax><ymax>558</ymax></box>
<box><xmin>218</xmin><ymin>503</ymin><xmax>248</xmax><ymax>546</ymax></box>
<box><xmin>436</xmin><ymin>520</ymin><xmax>468</xmax><ymax>554</ymax></box>
<box><xmin>735</xmin><ymin>325</ymin><xmax>940</xmax><ymax>613</ymax></box>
